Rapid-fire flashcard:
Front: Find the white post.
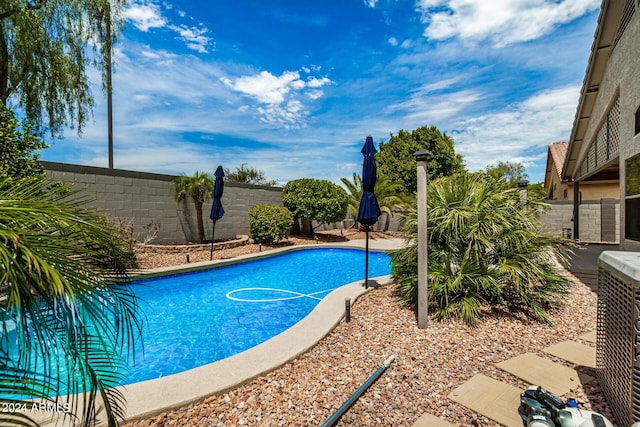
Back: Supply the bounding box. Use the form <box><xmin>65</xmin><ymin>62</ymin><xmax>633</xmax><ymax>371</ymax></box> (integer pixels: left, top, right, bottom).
<box><xmin>414</xmin><ymin>150</ymin><xmax>429</xmax><ymax>329</ymax></box>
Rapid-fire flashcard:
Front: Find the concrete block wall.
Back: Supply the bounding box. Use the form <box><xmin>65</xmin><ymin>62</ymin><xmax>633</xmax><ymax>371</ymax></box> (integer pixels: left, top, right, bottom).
<box><xmin>539</xmin><ymin>199</ymin><xmax>620</xmax><ymax>243</ymax></box>
<box><xmin>312</xmin><ymin>213</ymin><xmax>403</xmax><ymax>233</ymax></box>
<box><xmin>600</xmin><ymin>198</ymin><xmax>617</xmax><ymax>242</ymax></box>
<box><xmin>42</xmin><ymin>162</ymin><xmax>621</xmax><ymax>244</ymax></box>
<box><xmin>216</xmin><ymin>185</ymin><xmax>285</xmax><ymax>240</ymax></box>
<box><xmin>42</xmin><ymin>161</ymin><xmax>283</xmax><ymax>244</ymax></box>
<box><xmin>539</xmin><ymin>201</ymin><xmax>574</xmax><ymax>238</ymax></box>
<box><xmin>579</xmin><ymin>202</ymin><xmax>602</xmax><ymax>242</ymax></box>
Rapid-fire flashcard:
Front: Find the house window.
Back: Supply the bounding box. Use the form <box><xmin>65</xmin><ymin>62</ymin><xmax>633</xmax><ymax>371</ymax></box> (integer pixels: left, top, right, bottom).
<box><xmin>635</xmin><ymin>104</ymin><xmax>640</xmax><ymax>136</ymax></box>
<box><xmin>626</xmin><ymin>153</ymin><xmax>640</xmax><ymax>241</ymax></box>
<box><xmin>563</xmin><ymin>189</ymin><xmax>568</xmax><ymax>199</ymax></box>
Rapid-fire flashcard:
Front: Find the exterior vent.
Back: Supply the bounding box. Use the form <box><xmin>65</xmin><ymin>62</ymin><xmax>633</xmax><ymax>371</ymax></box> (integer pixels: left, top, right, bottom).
<box><xmin>597</xmin><ymin>251</ymin><xmax>640</xmax><ymax>427</ymax></box>
<box><xmin>615</xmin><ymin>0</ymin><xmax>636</xmax><ymax>48</ymax></box>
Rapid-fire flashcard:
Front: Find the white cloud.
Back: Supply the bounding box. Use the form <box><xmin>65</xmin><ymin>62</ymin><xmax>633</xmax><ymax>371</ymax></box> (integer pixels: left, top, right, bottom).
<box><xmin>398</xmin><ymin>89</ymin><xmax>483</xmax><ymax>125</ymax></box>
<box><xmin>306</xmin><ymin>90</ymin><xmax>324</xmax><ymax>101</ymax></box>
<box><xmin>389</xmin><ymin>37</ymin><xmax>413</xmax><ymax>48</ymax></box>
<box><xmin>307</xmin><ymin>76</ymin><xmax>332</xmax><ymax>89</ymax></box>
<box><xmin>168</xmin><ymin>24</ymin><xmax>213</xmax><ymax>53</ymax></box>
<box><xmin>364</xmin><ymin>0</ymin><xmax>379</xmax><ymax>7</ymax></box>
<box><xmin>223</xmin><ymin>70</ymin><xmax>302</xmax><ymax>104</ymax></box>
<box><xmin>418</xmin><ymin>77</ymin><xmax>463</xmax><ymax>93</ymax></box>
<box><xmin>400</xmin><ymin>39</ymin><xmax>413</xmax><ymax>49</ymax></box>
<box><xmin>416</xmin><ymin>0</ymin><xmax>600</xmax><ymax>47</ymax></box>
<box><xmin>125</xmin><ymin>1</ymin><xmax>166</xmax><ymax>32</ymax></box>
<box><xmin>114</xmin><ymin>44</ymin><xmax>220</xmax><ymax>103</ymax></box>
<box><xmin>386</xmin><ymin>77</ymin><xmax>481</xmax><ymax>125</ymax></box>
<box><xmin>126</xmin><ymin>2</ymin><xmax>213</xmax><ymax>53</ymax></box>
<box><xmin>258</xmin><ymin>100</ymin><xmax>306</xmax><ymax>130</ymax></box>
<box><xmin>451</xmin><ymin>85</ymin><xmax>581</xmax><ymax>171</ymax></box>
<box><xmin>221</xmin><ymin>69</ymin><xmax>333</xmax><ymax>128</ymax></box>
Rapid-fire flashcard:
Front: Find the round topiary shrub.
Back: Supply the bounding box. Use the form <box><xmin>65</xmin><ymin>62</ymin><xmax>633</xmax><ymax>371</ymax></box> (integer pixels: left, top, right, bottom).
<box><xmin>248</xmin><ymin>204</ymin><xmax>294</xmax><ymax>244</ymax></box>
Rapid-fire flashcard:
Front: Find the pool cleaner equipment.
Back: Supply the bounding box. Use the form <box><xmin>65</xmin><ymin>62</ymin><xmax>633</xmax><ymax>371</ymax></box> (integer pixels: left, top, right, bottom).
<box><xmin>518</xmin><ymin>385</ymin><xmax>620</xmax><ymax>427</ymax></box>
<box><xmin>321</xmin><ymin>355</ymin><xmax>395</xmax><ymax>427</ymax></box>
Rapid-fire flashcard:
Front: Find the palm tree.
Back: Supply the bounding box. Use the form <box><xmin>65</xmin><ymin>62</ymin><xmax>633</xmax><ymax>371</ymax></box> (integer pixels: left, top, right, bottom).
<box><xmin>174</xmin><ymin>171</ymin><xmax>214</xmax><ymax>242</ymax></box>
<box><xmin>340</xmin><ymin>173</ymin><xmax>410</xmax><ymax>230</ymax></box>
<box><xmin>0</xmin><ymin>177</ymin><xmax>141</xmax><ymax>427</ymax></box>
<box><xmin>340</xmin><ymin>173</ymin><xmax>363</xmax><ymax>227</ymax></box>
<box><xmin>376</xmin><ymin>174</ymin><xmax>412</xmax><ymax>230</ymax></box>
<box><xmin>392</xmin><ymin>172</ymin><xmax>568</xmax><ymax>324</ymax></box>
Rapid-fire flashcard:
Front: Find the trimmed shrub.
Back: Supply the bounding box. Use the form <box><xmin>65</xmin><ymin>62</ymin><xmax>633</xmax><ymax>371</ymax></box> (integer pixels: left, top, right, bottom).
<box><xmin>249</xmin><ymin>204</ymin><xmax>294</xmax><ymax>244</ymax></box>
<box><xmin>282</xmin><ymin>178</ymin><xmax>348</xmax><ymax>224</ymax></box>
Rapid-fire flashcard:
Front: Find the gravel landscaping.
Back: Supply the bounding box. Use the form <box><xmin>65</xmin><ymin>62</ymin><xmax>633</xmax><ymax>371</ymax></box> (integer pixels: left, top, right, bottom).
<box><xmin>126</xmin><ymin>231</ymin><xmax>613</xmax><ymax>427</ymax></box>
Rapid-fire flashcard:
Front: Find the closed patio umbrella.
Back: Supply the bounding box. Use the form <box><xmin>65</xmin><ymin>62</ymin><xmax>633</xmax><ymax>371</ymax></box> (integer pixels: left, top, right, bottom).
<box><xmin>357</xmin><ymin>135</ymin><xmax>381</xmax><ymax>289</ymax></box>
<box><xmin>210</xmin><ymin>165</ymin><xmax>225</xmax><ymax>260</ymax></box>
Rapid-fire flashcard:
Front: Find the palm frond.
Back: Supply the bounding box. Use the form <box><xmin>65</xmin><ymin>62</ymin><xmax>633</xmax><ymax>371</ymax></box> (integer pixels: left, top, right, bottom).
<box><xmin>392</xmin><ymin>172</ymin><xmax>569</xmax><ymax>324</ymax></box>
<box><xmin>1</xmin><ymin>177</ymin><xmax>142</xmax><ymax>426</ymax></box>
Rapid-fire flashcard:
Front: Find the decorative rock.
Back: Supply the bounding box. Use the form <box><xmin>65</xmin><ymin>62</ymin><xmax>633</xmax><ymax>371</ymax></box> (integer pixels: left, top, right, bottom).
<box><xmin>125</xmin><ymin>232</ymin><xmax>611</xmax><ymax>427</ymax></box>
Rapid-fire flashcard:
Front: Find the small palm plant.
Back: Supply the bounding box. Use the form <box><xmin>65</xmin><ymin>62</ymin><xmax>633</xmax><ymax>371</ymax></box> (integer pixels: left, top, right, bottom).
<box><xmin>0</xmin><ymin>176</ymin><xmax>141</xmax><ymax>426</ymax></box>
<box><xmin>340</xmin><ymin>173</ymin><xmax>410</xmax><ymax>230</ymax></box>
<box><xmin>341</xmin><ymin>173</ymin><xmax>363</xmax><ymax>226</ymax></box>
<box><xmin>174</xmin><ymin>171</ymin><xmax>214</xmax><ymax>242</ymax></box>
<box><xmin>392</xmin><ymin>172</ymin><xmax>568</xmax><ymax>324</ymax></box>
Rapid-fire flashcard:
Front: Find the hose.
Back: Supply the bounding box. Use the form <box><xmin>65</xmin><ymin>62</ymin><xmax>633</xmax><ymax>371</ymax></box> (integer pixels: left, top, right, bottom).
<box><xmin>320</xmin><ymin>355</ymin><xmax>396</xmax><ymax>427</ymax></box>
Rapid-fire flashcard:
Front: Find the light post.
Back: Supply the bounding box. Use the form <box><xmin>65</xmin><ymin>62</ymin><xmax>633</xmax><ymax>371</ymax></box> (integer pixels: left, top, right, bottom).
<box><xmin>517</xmin><ymin>180</ymin><xmax>529</xmax><ymax>205</ymax></box>
<box><xmin>414</xmin><ymin>150</ymin><xmax>429</xmax><ymax>329</ymax></box>
<box><xmin>105</xmin><ymin>2</ymin><xmax>113</xmax><ymax>168</ymax></box>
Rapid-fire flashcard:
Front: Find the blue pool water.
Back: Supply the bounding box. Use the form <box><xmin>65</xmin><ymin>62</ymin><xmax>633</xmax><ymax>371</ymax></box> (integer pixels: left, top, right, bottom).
<box><xmin>127</xmin><ymin>247</ymin><xmax>391</xmax><ymax>385</ymax></box>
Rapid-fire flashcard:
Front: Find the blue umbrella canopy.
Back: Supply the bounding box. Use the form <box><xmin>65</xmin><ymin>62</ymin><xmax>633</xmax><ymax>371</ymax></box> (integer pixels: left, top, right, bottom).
<box><xmin>210</xmin><ymin>165</ymin><xmax>225</xmax><ymax>221</ymax></box>
<box><xmin>357</xmin><ymin>136</ymin><xmax>381</xmax><ymax>226</ymax></box>
<box><xmin>209</xmin><ymin>165</ymin><xmax>225</xmax><ymax>260</ymax></box>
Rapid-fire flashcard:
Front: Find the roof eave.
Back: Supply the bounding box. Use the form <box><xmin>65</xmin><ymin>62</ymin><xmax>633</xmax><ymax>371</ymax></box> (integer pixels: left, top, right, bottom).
<box><xmin>562</xmin><ymin>0</ymin><xmax>623</xmax><ymax>181</ymax></box>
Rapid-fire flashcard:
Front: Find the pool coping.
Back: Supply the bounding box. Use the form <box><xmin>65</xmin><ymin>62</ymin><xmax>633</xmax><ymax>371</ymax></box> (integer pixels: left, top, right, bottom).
<box><xmin>121</xmin><ymin>239</ymin><xmax>402</xmax><ymax>421</ymax></box>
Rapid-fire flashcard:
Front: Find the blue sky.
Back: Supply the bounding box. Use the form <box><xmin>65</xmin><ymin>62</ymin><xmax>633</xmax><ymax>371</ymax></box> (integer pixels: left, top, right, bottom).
<box><xmin>40</xmin><ymin>0</ymin><xmax>602</xmax><ymax>185</ymax></box>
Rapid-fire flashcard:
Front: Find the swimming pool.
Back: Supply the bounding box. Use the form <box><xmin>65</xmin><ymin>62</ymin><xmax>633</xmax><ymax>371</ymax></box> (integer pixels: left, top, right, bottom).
<box><xmin>127</xmin><ymin>247</ymin><xmax>391</xmax><ymax>385</ymax></box>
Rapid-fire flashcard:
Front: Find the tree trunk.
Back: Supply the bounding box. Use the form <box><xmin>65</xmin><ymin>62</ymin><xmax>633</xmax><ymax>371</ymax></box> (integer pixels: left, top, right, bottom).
<box><xmin>291</xmin><ymin>217</ymin><xmax>301</xmax><ymax>234</ymax></box>
<box><xmin>195</xmin><ymin>203</ymin><xmax>205</xmax><ymax>242</ymax></box>
<box><xmin>0</xmin><ymin>23</ymin><xmax>9</xmax><ymax>104</ymax></box>
<box><xmin>301</xmin><ymin>219</ymin><xmax>313</xmax><ymax>236</ymax></box>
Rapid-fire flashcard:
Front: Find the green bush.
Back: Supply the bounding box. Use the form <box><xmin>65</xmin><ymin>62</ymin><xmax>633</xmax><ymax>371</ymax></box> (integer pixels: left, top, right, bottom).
<box><xmin>282</xmin><ymin>178</ymin><xmax>348</xmax><ymax>224</ymax></box>
<box><xmin>249</xmin><ymin>204</ymin><xmax>294</xmax><ymax>244</ymax></box>
<box><xmin>392</xmin><ymin>172</ymin><xmax>569</xmax><ymax>324</ymax></box>
<box><xmin>0</xmin><ymin>104</ymin><xmax>48</xmax><ymax>180</ymax></box>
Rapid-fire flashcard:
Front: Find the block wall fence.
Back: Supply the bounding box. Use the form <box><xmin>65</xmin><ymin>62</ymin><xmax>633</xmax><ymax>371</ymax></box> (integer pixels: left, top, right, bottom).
<box><xmin>42</xmin><ymin>161</ymin><xmax>618</xmax><ymax>244</ymax></box>
<box><xmin>539</xmin><ymin>199</ymin><xmax>620</xmax><ymax>243</ymax></box>
<box><xmin>42</xmin><ymin>162</ymin><xmax>283</xmax><ymax>244</ymax></box>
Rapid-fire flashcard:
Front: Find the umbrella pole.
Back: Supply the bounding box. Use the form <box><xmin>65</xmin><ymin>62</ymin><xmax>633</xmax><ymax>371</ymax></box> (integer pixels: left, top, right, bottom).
<box><xmin>364</xmin><ymin>225</ymin><xmax>369</xmax><ymax>289</ymax></box>
<box><xmin>210</xmin><ymin>220</ymin><xmax>217</xmax><ymax>261</ymax></box>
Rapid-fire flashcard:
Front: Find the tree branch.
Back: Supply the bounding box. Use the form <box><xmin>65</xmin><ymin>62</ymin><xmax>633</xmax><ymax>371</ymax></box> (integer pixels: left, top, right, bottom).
<box><xmin>0</xmin><ymin>0</ymin><xmax>49</xmax><ymax>21</ymax></box>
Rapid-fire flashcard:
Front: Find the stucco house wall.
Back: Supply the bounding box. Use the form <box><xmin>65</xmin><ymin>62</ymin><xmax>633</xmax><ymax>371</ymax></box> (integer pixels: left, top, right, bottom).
<box><xmin>563</xmin><ymin>1</ymin><xmax>640</xmax><ymax>251</ymax></box>
<box><xmin>589</xmin><ymin>5</ymin><xmax>640</xmax><ymax>250</ymax></box>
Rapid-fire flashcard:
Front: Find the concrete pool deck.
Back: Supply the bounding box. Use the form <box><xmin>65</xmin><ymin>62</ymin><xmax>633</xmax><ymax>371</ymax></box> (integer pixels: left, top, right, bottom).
<box><xmin>121</xmin><ymin>238</ymin><xmax>405</xmax><ymax>421</ymax></box>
